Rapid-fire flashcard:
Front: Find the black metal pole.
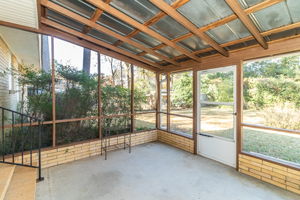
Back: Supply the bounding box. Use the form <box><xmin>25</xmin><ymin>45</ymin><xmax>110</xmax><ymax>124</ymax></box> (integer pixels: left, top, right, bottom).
<box><xmin>37</xmin><ymin>120</ymin><xmax>44</xmax><ymax>181</ymax></box>
<box><xmin>2</xmin><ymin>109</ymin><xmax>4</xmax><ymax>162</ymax></box>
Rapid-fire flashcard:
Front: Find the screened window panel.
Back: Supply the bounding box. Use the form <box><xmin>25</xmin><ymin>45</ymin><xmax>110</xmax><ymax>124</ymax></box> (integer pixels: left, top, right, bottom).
<box><xmin>170</xmin><ymin>115</ymin><xmax>192</xmax><ymax>136</ymax></box>
<box><xmin>110</xmin><ymin>0</ymin><xmax>160</xmax><ymax>23</ymax></box>
<box><xmin>242</xmin><ymin>127</ymin><xmax>300</xmax><ymax>166</ymax></box>
<box><xmin>101</xmin><ymin>116</ymin><xmax>132</xmax><ymax>136</ymax></box>
<box><xmin>160</xmin><ymin>74</ymin><xmax>167</xmax><ymax>112</ymax></box>
<box><xmin>238</xmin><ymin>0</ymin><xmax>265</xmax><ymax>8</ymax></box>
<box><xmin>56</xmin><ymin>119</ymin><xmax>98</xmax><ymax>145</ymax></box>
<box><xmin>160</xmin><ymin>113</ymin><xmax>167</xmax><ymax>130</ymax></box>
<box><xmin>251</xmin><ymin>2</ymin><xmax>292</xmax><ymax>31</ymax></box>
<box><xmin>46</xmin><ymin>9</ymin><xmax>84</xmax><ymax>32</ymax></box>
<box><xmin>134</xmin><ymin>67</ymin><xmax>156</xmax><ymax>112</ymax></box>
<box><xmin>54</xmin><ymin>39</ymin><xmax>99</xmax><ymax>120</ymax></box>
<box><xmin>170</xmin><ymin>71</ymin><xmax>193</xmax><ymax>117</ymax></box>
<box><xmin>119</xmin><ymin>42</ymin><xmax>143</xmax><ymax>54</ymax></box>
<box><xmin>177</xmin><ymin>0</ymin><xmax>233</xmax><ymax>28</ymax></box>
<box><xmin>50</xmin><ymin>0</ymin><xmax>96</xmax><ymax>18</ymax></box>
<box><xmin>142</xmin><ymin>54</ymin><xmax>162</xmax><ymax>62</ymax></box>
<box><xmin>178</xmin><ymin>36</ymin><xmax>209</xmax><ymax>52</ymax></box>
<box><xmin>135</xmin><ymin>113</ymin><xmax>156</xmax><ymax>131</ymax></box>
<box><xmin>100</xmin><ymin>55</ymin><xmax>131</xmax><ymax>115</ymax></box>
<box><xmin>132</xmin><ymin>32</ymin><xmax>162</xmax><ymax>48</ymax></box>
<box><xmin>98</xmin><ymin>12</ymin><xmax>134</xmax><ymax>36</ymax></box>
<box><xmin>206</xmin><ymin>19</ymin><xmax>251</xmax><ymax>44</ymax></box>
<box><xmin>88</xmin><ymin>29</ymin><xmax>119</xmax><ymax>44</ymax></box>
<box><xmin>150</xmin><ymin>16</ymin><xmax>189</xmax><ymax>40</ymax></box>
<box><xmin>156</xmin><ymin>46</ymin><xmax>182</xmax><ymax>58</ymax></box>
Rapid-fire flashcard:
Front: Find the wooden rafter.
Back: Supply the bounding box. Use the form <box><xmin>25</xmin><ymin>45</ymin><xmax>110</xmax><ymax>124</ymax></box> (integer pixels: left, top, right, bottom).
<box><xmin>86</xmin><ymin>0</ymin><xmax>202</xmax><ymax>63</ymax></box>
<box><xmin>225</xmin><ymin>0</ymin><xmax>268</xmax><ymax>49</ymax></box>
<box><xmin>40</xmin><ymin>18</ymin><xmax>162</xmax><ymax>69</ymax></box>
<box><xmin>149</xmin><ymin>0</ymin><xmax>284</xmax><ymax>54</ymax></box>
<box><xmin>40</xmin><ymin>0</ymin><xmax>181</xmax><ymax>67</ymax></box>
<box><xmin>150</xmin><ymin>0</ymin><xmax>229</xmax><ymax>57</ymax></box>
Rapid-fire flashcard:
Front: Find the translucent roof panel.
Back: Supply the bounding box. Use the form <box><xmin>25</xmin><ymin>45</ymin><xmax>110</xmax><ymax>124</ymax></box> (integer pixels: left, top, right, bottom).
<box><xmin>177</xmin><ymin>0</ymin><xmax>233</xmax><ymax>28</ymax></box>
<box><xmin>156</xmin><ymin>46</ymin><xmax>182</xmax><ymax>58</ymax></box>
<box><xmin>142</xmin><ymin>54</ymin><xmax>162</xmax><ymax>62</ymax></box>
<box><xmin>98</xmin><ymin>12</ymin><xmax>134</xmax><ymax>36</ymax></box>
<box><xmin>250</xmin><ymin>2</ymin><xmax>292</xmax><ymax>32</ymax></box>
<box><xmin>266</xmin><ymin>28</ymin><xmax>300</xmax><ymax>42</ymax></box>
<box><xmin>178</xmin><ymin>36</ymin><xmax>210</xmax><ymax>52</ymax></box>
<box><xmin>131</xmin><ymin>32</ymin><xmax>162</xmax><ymax>48</ymax></box>
<box><xmin>163</xmin><ymin>0</ymin><xmax>176</xmax><ymax>4</ymax></box>
<box><xmin>238</xmin><ymin>0</ymin><xmax>265</xmax><ymax>8</ymax></box>
<box><xmin>287</xmin><ymin>0</ymin><xmax>300</xmax><ymax>23</ymax></box>
<box><xmin>50</xmin><ymin>0</ymin><xmax>96</xmax><ymax>18</ymax></box>
<box><xmin>206</xmin><ymin>19</ymin><xmax>251</xmax><ymax>44</ymax></box>
<box><xmin>150</xmin><ymin>16</ymin><xmax>189</xmax><ymax>40</ymax></box>
<box><xmin>119</xmin><ymin>42</ymin><xmax>143</xmax><ymax>54</ymax></box>
<box><xmin>225</xmin><ymin>39</ymin><xmax>258</xmax><ymax>51</ymax></box>
<box><xmin>46</xmin><ymin>9</ymin><xmax>84</xmax><ymax>32</ymax></box>
<box><xmin>110</xmin><ymin>0</ymin><xmax>160</xmax><ymax>23</ymax></box>
<box><xmin>88</xmin><ymin>29</ymin><xmax>118</xmax><ymax>44</ymax></box>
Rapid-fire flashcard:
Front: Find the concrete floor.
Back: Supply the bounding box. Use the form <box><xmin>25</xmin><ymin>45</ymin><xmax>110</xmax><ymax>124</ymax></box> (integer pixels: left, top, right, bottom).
<box><xmin>36</xmin><ymin>142</ymin><xmax>299</xmax><ymax>200</ymax></box>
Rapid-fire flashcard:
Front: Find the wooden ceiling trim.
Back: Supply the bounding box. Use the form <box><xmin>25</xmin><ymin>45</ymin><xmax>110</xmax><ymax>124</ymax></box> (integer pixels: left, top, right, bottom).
<box><xmin>40</xmin><ymin>17</ymin><xmax>162</xmax><ymax>69</ymax></box>
<box><xmin>150</xmin><ymin>0</ymin><xmax>229</xmax><ymax>57</ymax></box>
<box><xmin>41</xmin><ymin>0</ymin><xmax>181</xmax><ymax>66</ymax></box>
<box><xmin>149</xmin><ymin>0</ymin><xmax>285</xmax><ymax>53</ymax></box>
<box><xmin>86</xmin><ymin>0</ymin><xmax>202</xmax><ymax>63</ymax></box>
<box><xmin>225</xmin><ymin>0</ymin><xmax>268</xmax><ymax>49</ymax></box>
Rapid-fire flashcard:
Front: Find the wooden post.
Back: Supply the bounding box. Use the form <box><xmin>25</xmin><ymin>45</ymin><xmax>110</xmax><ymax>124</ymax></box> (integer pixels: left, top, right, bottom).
<box><xmin>98</xmin><ymin>53</ymin><xmax>102</xmax><ymax>139</ymax></box>
<box><xmin>166</xmin><ymin>72</ymin><xmax>171</xmax><ymax>131</ymax></box>
<box><xmin>131</xmin><ymin>64</ymin><xmax>134</xmax><ymax>132</ymax></box>
<box><xmin>51</xmin><ymin>36</ymin><xmax>56</xmax><ymax>147</ymax></box>
<box><xmin>192</xmin><ymin>69</ymin><xmax>198</xmax><ymax>154</ymax></box>
<box><xmin>236</xmin><ymin>61</ymin><xmax>243</xmax><ymax>170</ymax></box>
<box><xmin>156</xmin><ymin>73</ymin><xmax>161</xmax><ymax>129</ymax></box>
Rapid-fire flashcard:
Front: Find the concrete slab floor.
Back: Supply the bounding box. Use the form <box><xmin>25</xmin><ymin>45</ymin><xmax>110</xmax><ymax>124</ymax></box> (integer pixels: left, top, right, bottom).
<box><xmin>36</xmin><ymin>142</ymin><xmax>299</xmax><ymax>200</ymax></box>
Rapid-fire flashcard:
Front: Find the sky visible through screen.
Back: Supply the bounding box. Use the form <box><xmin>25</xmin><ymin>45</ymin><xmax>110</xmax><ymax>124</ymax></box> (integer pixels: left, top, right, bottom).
<box><xmin>53</xmin><ymin>38</ymin><xmax>111</xmax><ymax>75</ymax></box>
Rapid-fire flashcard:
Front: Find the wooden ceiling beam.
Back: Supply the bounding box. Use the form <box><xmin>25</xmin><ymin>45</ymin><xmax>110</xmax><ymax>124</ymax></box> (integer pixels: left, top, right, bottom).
<box><xmin>225</xmin><ymin>0</ymin><xmax>268</xmax><ymax>49</ymax></box>
<box><xmin>40</xmin><ymin>17</ymin><xmax>162</xmax><ymax>69</ymax></box>
<box><xmin>41</xmin><ymin>0</ymin><xmax>181</xmax><ymax>66</ymax></box>
<box><xmin>86</xmin><ymin>0</ymin><xmax>202</xmax><ymax>63</ymax></box>
<box><xmin>150</xmin><ymin>0</ymin><xmax>284</xmax><ymax>53</ymax></box>
<box><xmin>150</xmin><ymin>0</ymin><xmax>229</xmax><ymax>57</ymax></box>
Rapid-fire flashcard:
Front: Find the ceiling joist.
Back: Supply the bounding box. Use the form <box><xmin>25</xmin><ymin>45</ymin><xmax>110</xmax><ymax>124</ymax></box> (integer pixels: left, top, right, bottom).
<box><xmin>150</xmin><ymin>0</ymin><xmax>229</xmax><ymax>57</ymax></box>
<box><xmin>86</xmin><ymin>0</ymin><xmax>202</xmax><ymax>63</ymax></box>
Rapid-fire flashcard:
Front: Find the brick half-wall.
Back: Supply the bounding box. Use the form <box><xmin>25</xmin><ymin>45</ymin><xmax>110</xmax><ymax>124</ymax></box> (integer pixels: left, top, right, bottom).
<box><xmin>5</xmin><ymin>130</ymin><xmax>157</xmax><ymax>169</ymax></box>
<box><xmin>157</xmin><ymin>130</ymin><xmax>194</xmax><ymax>153</ymax></box>
<box><xmin>239</xmin><ymin>154</ymin><xmax>300</xmax><ymax>195</ymax></box>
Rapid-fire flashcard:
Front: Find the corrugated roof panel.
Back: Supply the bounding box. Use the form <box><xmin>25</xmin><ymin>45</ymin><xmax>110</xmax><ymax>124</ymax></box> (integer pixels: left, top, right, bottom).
<box><xmin>178</xmin><ymin>36</ymin><xmax>209</xmax><ymax>52</ymax></box>
<box><xmin>150</xmin><ymin>15</ymin><xmax>189</xmax><ymax>40</ymax></box>
<box><xmin>50</xmin><ymin>0</ymin><xmax>95</xmax><ymax>19</ymax></box>
<box><xmin>110</xmin><ymin>0</ymin><xmax>160</xmax><ymax>23</ymax></box>
<box><xmin>46</xmin><ymin>9</ymin><xmax>85</xmax><ymax>32</ymax></box>
<box><xmin>88</xmin><ymin>29</ymin><xmax>118</xmax><ymax>44</ymax></box>
<box><xmin>177</xmin><ymin>0</ymin><xmax>233</xmax><ymax>28</ymax></box>
<box><xmin>131</xmin><ymin>32</ymin><xmax>162</xmax><ymax>48</ymax></box>
<box><xmin>119</xmin><ymin>42</ymin><xmax>143</xmax><ymax>54</ymax></box>
<box><xmin>250</xmin><ymin>2</ymin><xmax>292</xmax><ymax>31</ymax></box>
<box><xmin>266</xmin><ymin>28</ymin><xmax>300</xmax><ymax>41</ymax></box>
<box><xmin>206</xmin><ymin>19</ymin><xmax>251</xmax><ymax>44</ymax></box>
<box><xmin>287</xmin><ymin>0</ymin><xmax>300</xmax><ymax>23</ymax></box>
<box><xmin>98</xmin><ymin>12</ymin><xmax>135</xmax><ymax>36</ymax></box>
<box><xmin>238</xmin><ymin>0</ymin><xmax>265</xmax><ymax>8</ymax></box>
<box><xmin>142</xmin><ymin>54</ymin><xmax>162</xmax><ymax>62</ymax></box>
<box><xmin>0</xmin><ymin>0</ymin><xmax>38</xmax><ymax>28</ymax></box>
<box><xmin>156</xmin><ymin>46</ymin><xmax>182</xmax><ymax>58</ymax></box>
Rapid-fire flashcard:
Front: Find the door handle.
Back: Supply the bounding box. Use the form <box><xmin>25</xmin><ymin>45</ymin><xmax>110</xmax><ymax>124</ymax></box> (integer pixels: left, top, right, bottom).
<box><xmin>199</xmin><ymin>133</ymin><xmax>214</xmax><ymax>138</ymax></box>
<box><xmin>233</xmin><ymin>112</ymin><xmax>237</xmax><ymax>116</ymax></box>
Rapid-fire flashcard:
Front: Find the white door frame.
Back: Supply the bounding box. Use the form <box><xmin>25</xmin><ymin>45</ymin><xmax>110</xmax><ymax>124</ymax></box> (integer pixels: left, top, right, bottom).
<box><xmin>197</xmin><ymin>65</ymin><xmax>237</xmax><ymax>167</ymax></box>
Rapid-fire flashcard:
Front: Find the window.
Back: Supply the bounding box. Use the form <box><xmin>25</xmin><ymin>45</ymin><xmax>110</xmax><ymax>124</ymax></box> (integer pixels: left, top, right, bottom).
<box><xmin>242</xmin><ymin>53</ymin><xmax>300</xmax><ymax>166</ymax></box>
